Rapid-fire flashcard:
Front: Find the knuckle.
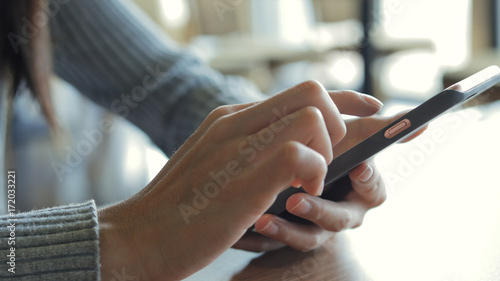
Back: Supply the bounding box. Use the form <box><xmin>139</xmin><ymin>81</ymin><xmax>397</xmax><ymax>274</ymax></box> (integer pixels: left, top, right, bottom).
<box><xmin>326</xmin><ymin>210</ymin><xmax>351</xmax><ymax>232</ymax></box>
<box><xmin>351</xmin><ymin>215</ymin><xmax>364</xmax><ymax>229</ymax></box>
<box><xmin>338</xmin><ymin>210</ymin><xmax>352</xmax><ymax>230</ymax></box>
<box><xmin>280</xmin><ymin>228</ymin><xmax>292</xmax><ymax>245</ymax></box>
<box><xmin>279</xmin><ymin>141</ymin><xmax>302</xmax><ymax>166</ymax></box>
<box><xmin>330</xmin><ymin>121</ymin><xmax>347</xmax><ymax>145</ymax></box>
<box><xmin>317</xmin><ymin>157</ymin><xmax>328</xmax><ymax>175</ymax></box>
<box><xmin>338</xmin><ymin>121</ymin><xmax>347</xmax><ymax>137</ymax></box>
<box><xmin>371</xmin><ymin>186</ymin><xmax>387</xmax><ymax>207</ymax></box>
<box><xmin>301</xmin><ymin>106</ymin><xmax>324</xmax><ymax>124</ymax></box>
<box><xmin>359</xmin><ymin>181</ymin><xmax>378</xmax><ymax>195</ymax></box>
<box><xmin>270</xmin><ymin>142</ymin><xmax>303</xmax><ymax>184</ymax></box>
<box><xmin>313</xmin><ymin>202</ymin><xmax>326</xmax><ymax>222</ymax></box>
<box><xmin>297</xmin><ymin>107</ymin><xmax>333</xmax><ymax>162</ymax></box>
<box><xmin>303</xmin><ymin>80</ymin><xmax>326</xmax><ymax>95</ymax></box>
<box><xmin>207</xmin><ymin>107</ymin><xmax>223</xmax><ymax>120</ymax></box>
<box><xmin>310</xmin><ymin>201</ymin><xmax>352</xmax><ymax>232</ymax></box>
<box><xmin>209</xmin><ymin>105</ymin><xmax>235</xmax><ymax>120</ymax></box>
<box><xmin>205</xmin><ymin>106</ymin><xmax>239</xmax><ymax>139</ymax></box>
<box><xmin>207</xmin><ymin>118</ymin><xmax>232</xmax><ymax>140</ymax></box>
<box><xmin>295</xmin><ymin>80</ymin><xmax>328</xmax><ymax>101</ymax></box>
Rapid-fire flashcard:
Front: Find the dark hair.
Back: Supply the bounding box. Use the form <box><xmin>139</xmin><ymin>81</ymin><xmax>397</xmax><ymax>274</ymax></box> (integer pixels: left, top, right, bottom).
<box><xmin>0</xmin><ymin>0</ymin><xmax>56</xmax><ymax>127</ymax></box>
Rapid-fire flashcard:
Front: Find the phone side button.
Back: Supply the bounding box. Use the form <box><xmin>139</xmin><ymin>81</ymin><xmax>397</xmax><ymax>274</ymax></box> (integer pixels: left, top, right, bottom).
<box><xmin>384</xmin><ymin>119</ymin><xmax>411</xmax><ymax>139</ymax></box>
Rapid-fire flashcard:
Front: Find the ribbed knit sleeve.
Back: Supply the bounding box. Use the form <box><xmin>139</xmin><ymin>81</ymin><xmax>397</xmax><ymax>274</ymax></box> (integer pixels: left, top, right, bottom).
<box><xmin>0</xmin><ymin>201</ymin><xmax>100</xmax><ymax>280</ymax></box>
<box><xmin>49</xmin><ymin>0</ymin><xmax>265</xmax><ymax>157</ymax></box>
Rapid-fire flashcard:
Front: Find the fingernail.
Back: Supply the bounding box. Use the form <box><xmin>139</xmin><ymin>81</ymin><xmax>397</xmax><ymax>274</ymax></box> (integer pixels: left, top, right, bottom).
<box><xmin>289</xmin><ymin>198</ymin><xmax>311</xmax><ymax>215</ymax></box>
<box><xmin>357</xmin><ymin>164</ymin><xmax>374</xmax><ymax>182</ymax></box>
<box><xmin>260</xmin><ymin>220</ymin><xmax>278</xmax><ymax>235</ymax></box>
<box><xmin>363</xmin><ymin>95</ymin><xmax>384</xmax><ymax>109</ymax></box>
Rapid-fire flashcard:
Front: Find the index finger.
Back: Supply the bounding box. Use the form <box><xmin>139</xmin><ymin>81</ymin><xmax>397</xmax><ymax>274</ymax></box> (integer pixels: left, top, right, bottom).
<box><xmin>329</xmin><ymin>90</ymin><xmax>383</xmax><ymax>116</ymax></box>
<box><xmin>235</xmin><ymin>80</ymin><xmax>347</xmax><ymax>145</ymax></box>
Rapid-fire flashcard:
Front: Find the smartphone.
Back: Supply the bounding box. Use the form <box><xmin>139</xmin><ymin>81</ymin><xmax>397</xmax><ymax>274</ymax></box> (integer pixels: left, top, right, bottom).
<box><xmin>266</xmin><ymin>65</ymin><xmax>500</xmax><ymax>224</ymax></box>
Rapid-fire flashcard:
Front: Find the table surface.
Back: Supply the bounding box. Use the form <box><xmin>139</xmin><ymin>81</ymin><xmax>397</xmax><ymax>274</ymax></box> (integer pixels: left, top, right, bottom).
<box><xmin>185</xmin><ymin>102</ymin><xmax>500</xmax><ymax>281</ymax></box>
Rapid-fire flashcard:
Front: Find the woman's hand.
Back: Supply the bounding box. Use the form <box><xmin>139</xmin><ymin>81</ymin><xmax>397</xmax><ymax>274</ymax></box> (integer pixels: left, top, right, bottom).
<box><xmin>233</xmin><ymin>96</ymin><xmax>426</xmax><ymax>253</ymax></box>
<box><xmin>98</xmin><ymin>82</ymin><xmax>387</xmax><ymax>281</ymax></box>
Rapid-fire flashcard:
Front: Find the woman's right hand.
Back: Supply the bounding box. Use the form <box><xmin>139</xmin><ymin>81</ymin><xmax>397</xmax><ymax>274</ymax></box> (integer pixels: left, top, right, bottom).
<box><xmin>97</xmin><ymin>80</ymin><xmax>382</xmax><ymax>281</ymax></box>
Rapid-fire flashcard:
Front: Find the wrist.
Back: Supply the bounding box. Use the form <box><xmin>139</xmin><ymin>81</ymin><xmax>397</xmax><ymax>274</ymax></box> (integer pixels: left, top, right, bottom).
<box><xmin>97</xmin><ymin>197</ymin><xmax>184</xmax><ymax>281</ymax></box>
<box><xmin>98</xmin><ymin>204</ymin><xmax>144</xmax><ymax>281</ymax></box>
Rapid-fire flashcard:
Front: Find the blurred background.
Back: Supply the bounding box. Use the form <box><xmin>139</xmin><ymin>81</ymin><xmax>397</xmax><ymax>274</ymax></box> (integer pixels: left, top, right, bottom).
<box><xmin>10</xmin><ymin>0</ymin><xmax>500</xmax><ymax>211</ymax></box>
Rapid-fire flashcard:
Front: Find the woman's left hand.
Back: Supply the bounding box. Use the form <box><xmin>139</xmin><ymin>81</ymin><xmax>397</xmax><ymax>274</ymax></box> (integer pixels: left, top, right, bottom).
<box><xmin>233</xmin><ymin>91</ymin><xmax>420</xmax><ymax>252</ymax></box>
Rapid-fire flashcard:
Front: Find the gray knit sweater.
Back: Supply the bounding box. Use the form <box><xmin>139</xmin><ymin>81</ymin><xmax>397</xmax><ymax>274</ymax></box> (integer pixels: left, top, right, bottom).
<box><xmin>0</xmin><ymin>0</ymin><xmax>263</xmax><ymax>279</ymax></box>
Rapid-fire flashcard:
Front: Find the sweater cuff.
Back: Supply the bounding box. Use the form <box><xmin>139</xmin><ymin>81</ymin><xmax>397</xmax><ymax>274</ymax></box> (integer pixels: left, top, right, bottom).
<box><xmin>0</xmin><ymin>200</ymin><xmax>100</xmax><ymax>280</ymax></box>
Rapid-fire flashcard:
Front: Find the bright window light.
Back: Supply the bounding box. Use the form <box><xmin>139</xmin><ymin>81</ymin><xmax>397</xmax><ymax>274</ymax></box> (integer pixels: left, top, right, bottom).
<box><xmin>379</xmin><ymin>0</ymin><xmax>471</xmax><ymax>69</ymax></box>
<box><xmin>385</xmin><ymin>51</ymin><xmax>441</xmax><ymax>99</ymax></box>
<box><xmin>277</xmin><ymin>0</ymin><xmax>314</xmax><ymax>44</ymax></box>
<box><xmin>250</xmin><ymin>0</ymin><xmax>315</xmax><ymax>45</ymax></box>
<box><xmin>326</xmin><ymin>51</ymin><xmax>363</xmax><ymax>89</ymax></box>
<box><xmin>159</xmin><ymin>0</ymin><xmax>189</xmax><ymax>28</ymax></box>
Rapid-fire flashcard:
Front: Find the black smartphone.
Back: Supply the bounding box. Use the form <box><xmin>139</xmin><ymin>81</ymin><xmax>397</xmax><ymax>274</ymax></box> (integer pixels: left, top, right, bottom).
<box><xmin>266</xmin><ymin>65</ymin><xmax>500</xmax><ymax>224</ymax></box>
